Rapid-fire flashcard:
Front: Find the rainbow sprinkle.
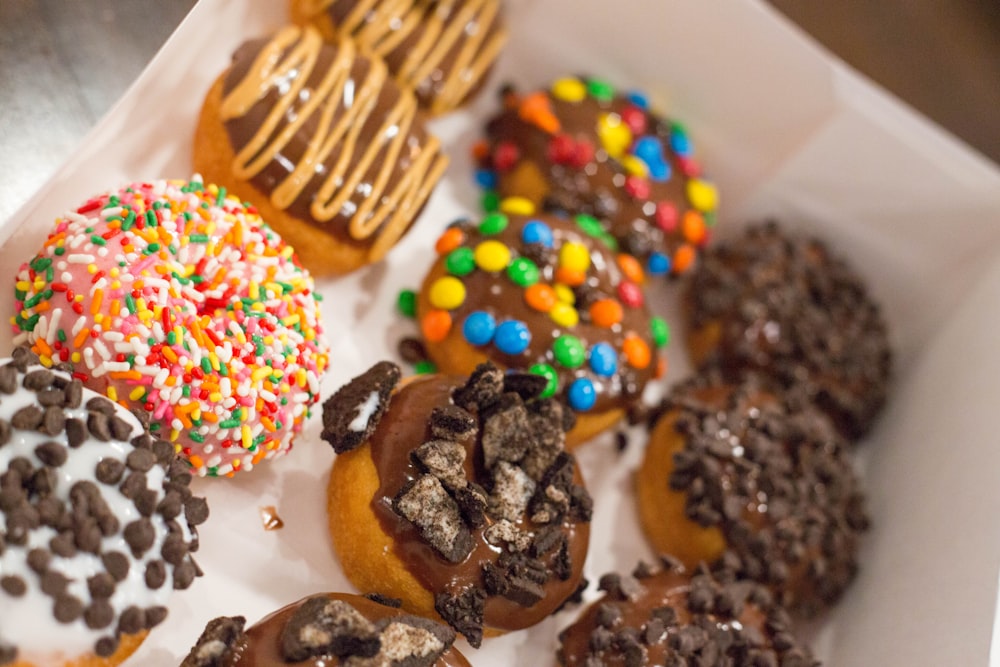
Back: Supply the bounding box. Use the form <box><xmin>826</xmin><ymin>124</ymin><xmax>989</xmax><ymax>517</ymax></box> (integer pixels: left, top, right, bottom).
<box><xmin>12</xmin><ymin>177</ymin><xmax>329</xmax><ymax>478</ymax></box>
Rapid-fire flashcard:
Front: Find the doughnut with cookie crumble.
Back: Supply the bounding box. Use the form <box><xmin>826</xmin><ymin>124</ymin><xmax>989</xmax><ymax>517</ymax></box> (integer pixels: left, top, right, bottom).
<box><xmin>321</xmin><ymin>361</ymin><xmax>591</xmax><ymax>647</ymax></box>
<box><xmin>289</xmin><ymin>0</ymin><xmax>507</xmax><ymax>115</ymax></box>
<box><xmin>11</xmin><ymin>177</ymin><xmax>328</xmax><ymax>478</ymax></box>
<box><xmin>194</xmin><ymin>25</ymin><xmax>449</xmax><ymax>275</ymax></box>
<box><xmin>635</xmin><ymin>372</ymin><xmax>869</xmax><ymax>618</ymax></box>
<box><xmin>181</xmin><ymin>592</ymin><xmax>471</xmax><ymax>666</ymax></box>
<box><xmin>414</xmin><ymin>204</ymin><xmax>670</xmax><ymax>446</ymax></box>
<box><xmin>0</xmin><ymin>350</ymin><xmax>206</xmax><ymax>667</ymax></box>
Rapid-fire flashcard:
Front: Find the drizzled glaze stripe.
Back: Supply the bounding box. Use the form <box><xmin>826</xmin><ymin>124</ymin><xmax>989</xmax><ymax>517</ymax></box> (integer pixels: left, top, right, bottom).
<box><xmin>298</xmin><ymin>0</ymin><xmax>507</xmax><ymax>114</ymax></box>
<box><xmin>11</xmin><ymin>178</ymin><xmax>329</xmax><ymax>478</ymax></box>
<box><xmin>221</xmin><ymin>25</ymin><xmax>449</xmax><ymax>263</ymax></box>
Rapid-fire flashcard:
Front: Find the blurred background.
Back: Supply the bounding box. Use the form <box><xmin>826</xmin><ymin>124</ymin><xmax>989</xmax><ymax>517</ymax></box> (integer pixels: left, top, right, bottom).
<box><xmin>2</xmin><ymin>0</ymin><xmax>998</xmax><ymax>224</ymax></box>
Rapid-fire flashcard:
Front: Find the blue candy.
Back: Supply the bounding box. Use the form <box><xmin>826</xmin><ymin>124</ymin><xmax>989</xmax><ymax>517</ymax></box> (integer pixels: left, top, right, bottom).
<box><xmin>521</xmin><ymin>220</ymin><xmax>554</xmax><ymax>248</ymax></box>
<box><xmin>647</xmin><ymin>252</ymin><xmax>671</xmax><ymax>276</ymax></box>
<box><xmin>588</xmin><ymin>342</ymin><xmax>618</xmax><ymax>377</ymax></box>
<box><xmin>462</xmin><ymin>311</ymin><xmax>496</xmax><ymax>346</ymax></box>
<box><xmin>626</xmin><ymin>90</ymin><xmax>649</xmax><ymax>110</ymax></box>
<box><xmin>494</xmin><ymin>320</ymin><xmax>531</xmax><ymax>355</ymax></box>
<box><xmin>567</xmin><ymin>377</ymin><xmax>596</xmax><ymax>411</ymax></box>
<box><xmin>670</xmin><ymin>130</ymin><xmax>692</xmax><ymax>157</ymax></box>
<box><xmin>633</xmin><ymin>136</ymin><xmax>670</xmax><ymax>182</ymax></box>
<box><xmin>475</xmin><ymin>169</ymin><xmax>498</xmax><ymax>189</ymax></box>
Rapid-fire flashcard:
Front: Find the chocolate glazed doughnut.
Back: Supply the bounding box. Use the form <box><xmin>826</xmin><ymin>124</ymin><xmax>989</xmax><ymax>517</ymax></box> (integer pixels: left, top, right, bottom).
<box><xmin>415</xmin><ymin>207</ymin><xmax>670</xmax><ymax>447</ymax></box>
<box><xmin>321</xmin><ymin>362</ymin><xmax>592</xmax><ymax>647</ymax></box>
<box><xmin>194</xmin><ymin>25</ymin><xmax>448</xmax><ymax>276</ymax></box>
<box><xmin>558</xmin><ymin>561</ymin><xmax>817</xmax><ymax>666</ymax></box>
<box><xmin>181</xmin><ymin>593</ymin><xmax>472</xmax><ymax>666</ymax></box>
<box><xmin>290</xmin><ymin>0</ymin><xmax>507</xmax><ymax>114</ymax></box>
<box><xmin>477</xmin><ymin>76</ymin><xmax>720</xmax><ymax>278</ymax></box>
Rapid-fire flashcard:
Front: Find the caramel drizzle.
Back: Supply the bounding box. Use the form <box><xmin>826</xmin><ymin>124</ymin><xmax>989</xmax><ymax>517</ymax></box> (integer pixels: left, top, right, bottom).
<box><xmin>302</xmin><ymin>0</ymin><xmax>508</xmax><ymax>114</ymax></box>
<box><xmin>220</xmin><ymin>25</ymin><xmax>448</xmax><ymax>260</ymax></box>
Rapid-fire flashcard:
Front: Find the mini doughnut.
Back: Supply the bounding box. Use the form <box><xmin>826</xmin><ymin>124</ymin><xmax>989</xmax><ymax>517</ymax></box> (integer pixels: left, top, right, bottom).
<box><xmin>558</xmin><ymin>560</ymin><xmax>817</xmax><ymax>666</ymax></box>
<box><xmin>684</xmin><ymin>221</ymin><xmax>892</xmax><ymax>439</ymax></box>
<box><xmin>476</xmin><ymin>76</ymin><xmax>720</xmax><ymax>277</ymax></box>
<box><xmin>194</xmin><ymin>25</ymin><xmax>449</xmax><ymax>276</ymax></box>
<box><xmin>180</xmin><ymin>592</ymin><xmax>472</xmax><ymax>666</ymax></box>
<box><xmin>289</xmin><ymin>0</ymin><xmax>507</xmax><ymax>115</ymax></box>
<box><xmin>321</xmin><ymin>361</ymin><xmax>592</xmax><ymax>647</ymax></box>
<box><xmin>0</xmin><ymin>350</ymin><xmax>206</xmax><ymax>667</ymax></box>
<box><xmin>12</xmin><ymin>177</ymin><xmax>328</xmax><ymax>478</ymax></box>
<box><xmin>635</xmin><ymin>373</ymin><xmax>869</xmax><ymax>617</ymax></box>
<box><xmin>414</xmin><ymin>204</ymin><xmax>669</xmax><ymax>446</ymax></box>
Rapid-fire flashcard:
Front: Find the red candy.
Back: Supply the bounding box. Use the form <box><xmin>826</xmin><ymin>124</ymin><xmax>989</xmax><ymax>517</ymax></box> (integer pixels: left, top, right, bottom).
<box><xmin>655</xmin><ymin>202</ymin><xmax>678</xmax><ymax>232</ymax></box>
<box><xmin>493</xmin><ymin>141</ymin><xmax>521</xmax><ymax>172</ymax></box>
<box><xmin>617</xmin><ymin>281</ymin><xmax>644</xmax><ymax>308</ymax></box>
<box><xmin>624</xmin><ymin>175</ymin><xmax>650</xmax><ymax>200</ymax></box>
<box><xmin>620</xmin><ymin>105</ymin><xmax>647</xmax><ymax>135</ymax></box>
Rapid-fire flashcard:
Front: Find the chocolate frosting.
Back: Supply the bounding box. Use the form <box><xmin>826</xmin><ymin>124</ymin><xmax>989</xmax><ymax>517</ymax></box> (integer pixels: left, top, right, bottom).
<box><xmin>220</xmin><ymin>25</ymin><xmax>448</xmax><ymax>261</ymax></box>
<box><xmin>419</xmin><ymin>213</ymin><xmax>664</xmax><ymax>416</ymax></box>
<box><xmin>297</xmin><ymin>0</ymin><xmax>507</xmax><ymax>113</ymax></box>
<box><xmin>482</xmin><ymin>77</ymin><xmax>719</xmax><ymax>276</ymax></box>
<box><xmin>366</xmin><ymin>372</ymin><xmax>591</xmax><ymax>642</ymax></box>
<box><xmin>684</xmin><ymin>221</ymin><xmax>892</xmax><ymax>439</ymax></box>
<box><xmin>558</xmin><ymin>562</ymin><xmax>817</xmax><ymax>666</ymax></box>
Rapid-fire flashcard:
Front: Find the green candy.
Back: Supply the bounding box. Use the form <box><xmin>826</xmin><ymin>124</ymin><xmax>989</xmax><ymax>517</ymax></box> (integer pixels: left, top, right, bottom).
<box><xmin>445</xmin><ymin>247</ymin><xmax>476</xmax><ymax>276</ymax></box>
<box><xmin>553</xmin><ymin>335</ymin><xmax>586</xmax><ymax>369</ymax></box>
<box><xmin>651</xmin><ymin>317</ymin><xmax>670</xmax><ymax>348</ymax></box>
<box><xmin>397</xmin><ymin>289</ymin><xmax>417</xmax><ymax>318</ymax></box>
<box><xmin>574</xmin><ymin>214</ymin><xmax>605</xmax><ymax>238</ymax></box>
<box><xmin>479</xmin><ymin>212</ymin><xmax>509</xmax><ymax>235</ymax></box>
<box><xmin>414</xmin><ymin>360</ymin><xmax>437</xmax><ymax>375</ymax></box>
<box><xmin>528</xmin><ymin>363</ymin><xmax>558</xmax><ymax>398</ymax></box>
<box><xmin>587</xmin><ymin>78</ymin><xmax>615</xmax><ymax>101</ymax></box>
<box><xmin>481</xmin><ymin>190</ymin><xmax>500</xmax><ymax>213</ymax></box>
<box><xmin>507</xmin><ymin>257</ymin><xmax>540</xmax><ymax>287</ymax></box>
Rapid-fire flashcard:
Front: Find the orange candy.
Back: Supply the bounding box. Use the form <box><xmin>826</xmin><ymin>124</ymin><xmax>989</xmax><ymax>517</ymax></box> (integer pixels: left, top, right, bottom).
<box><xmin>682</xmin><ymin>211</ymin><xmax>707</xmax><ymax>244</ymax></box>
<box><xmin>673</xmin><ymin>244</ymin><xmax>697</xmax><ymax>274</ymax></box>
<box><xmin>519</xmin><ymin>92</ymin><xmax>561</xmax><ymax>134</ymax></box>
<box><xmin>421</xmin><ymin>309</ymin><xmax>452</xmax><ymax>342</ymax></box>
<box><xmin>525</xmin><ymin>284</ymin><xmax>557</xmax><ymax>312</ymax></box>
<box><xmin>589</xmin><ymin>299</ymin><xmax>623</xmax><ymax>328</ymax></box>
<box><xmin>555</xmin><ymin>267</ymin><xmax>586</xmax><ymax>287</ymax></box>
<box><xmin>655</xmin><ymin>355</ymin><xmax>668</xmax><ymax>379</ymax></box>
<box><xmin>616</xmin><ymin>254</ymin><xmax>645</xmax><ymax>284</ymax></box>
<box><xmin>623</xmin><ymin>334</ymin><xmax>651</xmax><ymax>369</ymax></box>
<box><xmin>471</xmin><ymin>139</ymin><xmax>490</xmax><ymax>161</ymax></box>
<box><xmin>435</xmin><ymin>228</ymin><xmax>465</xmax><ymax>255</ymax></box>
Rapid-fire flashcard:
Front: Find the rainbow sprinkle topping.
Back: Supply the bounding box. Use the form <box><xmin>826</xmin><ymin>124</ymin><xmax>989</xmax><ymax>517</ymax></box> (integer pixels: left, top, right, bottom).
<box><xmin>11</xmin><ymin>177</ymin><xmax>329</xmax><ymax>477</ymax></box>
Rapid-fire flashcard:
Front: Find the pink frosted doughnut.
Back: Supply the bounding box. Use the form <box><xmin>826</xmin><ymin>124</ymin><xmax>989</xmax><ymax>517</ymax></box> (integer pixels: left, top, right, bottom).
<box><xmin>12</xmin><ymin>177</ymin><xmax>329</xmax><ymax>478</ymax></box>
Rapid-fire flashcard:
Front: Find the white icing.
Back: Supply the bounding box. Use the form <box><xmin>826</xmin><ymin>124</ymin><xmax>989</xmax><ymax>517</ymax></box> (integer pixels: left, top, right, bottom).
<box><xmin>348</xmin><ymin>390</ymin><xmax>381</xmax><ymax>432</ymax></box>
<box><xmin>0</xmin><ymin>363</ymin><xmax>190</xmax><ymax>663</ymax></box>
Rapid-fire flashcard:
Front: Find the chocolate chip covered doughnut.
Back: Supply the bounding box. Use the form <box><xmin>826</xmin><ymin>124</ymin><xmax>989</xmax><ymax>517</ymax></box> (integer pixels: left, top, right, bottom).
<box><xmin>635</xmin><ymin>373</ymin><xmax>869</xmax><ymax>617</ymax></box>
<box><xmin>0</xmin><ymin>350</ymin><xmax>206</xmax><ymax>667</ymax></box>
<box><xmin>684</xmin><ymin>221</ymin><xmax>892</xmax><ymax>439</ymax></box>
<box><xmin>414</xmin><ymin>204</ymin><xmax>669</xmax><ymax>446</ymax></box>
<box><xmin>194</xmin><ymin>25</ymin><xmax>448</xmax><ymax>275</ymax></box>
<box><xmin>477</xmin><ymin>76</ymin><xmax>720</xmax><ymax>278</ymax></box>
<box><xmin>321</xmin><ymin>362</ymin><xmax>591</xmax><ymax>646</ymax></box>
<box><xmin>181</xmin><ymin>592</ymin><xmax>471</xmax><ymax>666</ymax></box>
<box><xmin>290</xmin><ymin>0</ymin><xmax>507</xmax><ymax>115</ymax></box>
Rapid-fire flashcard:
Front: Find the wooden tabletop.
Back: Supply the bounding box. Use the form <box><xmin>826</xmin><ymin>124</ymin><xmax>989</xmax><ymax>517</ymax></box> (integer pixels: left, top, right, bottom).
<box><xmin>2</xmin><ymin>0</ymin><xmax>997</xmax><ymax>225</ymax></box>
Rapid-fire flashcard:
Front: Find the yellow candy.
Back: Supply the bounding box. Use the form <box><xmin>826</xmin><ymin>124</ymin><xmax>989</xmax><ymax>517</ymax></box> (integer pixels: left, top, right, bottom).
<box><xmin>429</xmin><ymin>276</ymin><xmax>467</xmax><ymax>310</ymax></box>
<box><xmin>687</xmin><ymin>178</ymin><xmax>719</xmax><ymax>212</ymax></box>
<box><xmin>554</xmin><ymin>284</ymin><xmax>575</xmax><ymax>305</ymax></box>
<box><xmin>621</xmin><ymin>155</ymin><xmax>649</xmax><ymax>178</ymax></box>
<box><xmin>559</xmin><ymin>242</ymin><xmax>591</xmax><ymax>272</ymax></box>
<box><xmin>474</xmin><ymin>240</ymin><xmax>512</xmax><ymax>272</ymax></box>
<box><xmin>499</xmin><ymin>196</ymin><xmax>535</xmax><ymax>216</ymax></box>
<box><xmin>597</xmin><ymin>113</ymin><xmax>632</xmax><ymax>158</ymax></box>
<box><xmin>551</xmin><ymin>77</ymin><xmax>587</xmax><ymax>103</ymax></box>
<box><xmin>549</xmin><ymin>302</ymin><xmax>579</xmax><ymax>328</ymax></box>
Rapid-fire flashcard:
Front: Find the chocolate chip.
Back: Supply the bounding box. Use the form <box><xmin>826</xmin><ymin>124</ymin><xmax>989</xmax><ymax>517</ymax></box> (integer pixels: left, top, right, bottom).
<box><xmin>157</xmin><ymin>491</ymin><xmax>183</xmax><ymax>519</ymax></box>
<box><xmin>397</xmin><ymin>336</ymin><xmax>428</xmax><ymax>364</ymax></box>
<box><xmin>119</xmin><ymin>471</ymin><xmax>148</xmax><ymax>499</ymax></box>
<box><xmin>64</xmin><ymin>379</ymin><xmax>83</xmax><ymax>409</ymax></box>
<box><xmin>86</xmin><ymin>572</ymin><xmax>116</xmax><ymax>599</ymax></box>
<box><xmin>152</xmin><ymin>439</ymin><xmax>175</xmax><ymax>465</ymax></box>
<box><xmin>184</xmin><ymin>496</ymin><xmax>210</xmax><ymax>526</ymax></box>
<box><xmin>74</xmin><ymin>517</ymin><xmax>103</xmax><ymax>553</ymax></box>
<box><xmin>87</xmin><ymin>412</ymin><xmax>111</xmax><ymax>441</ymax></box>
<box><xmin>11</xmin><ymin>405</ymin><xmax>43</xmax><ymax>430</ymax></box>
<box><xmin>0</xmin><ymin>365</ymin><xmax>18</xmax><ymax>394</ymax></box>
<box><xmin>65</xmin><ymin>417</ymin><xmax>87</xmax><ymax>448</ymax></box>
<box><xmin>23</xmin><ymin>369</ymin><xmax>54</xmax><ymax>391</ymax></box>
<box><xmin>321</xmin><ymin>361</ymin><xmax>401</xmax><ymax>454</ymax></box>
<box><xmin>126</xmin><ymin>448</ymin><xmax>156</xmax><ymax>472</ymax></box>
<box><xmin>95</xmin><ymin>636</ymin><xmax>119</xmax><ymax>658</ymax></box>
<box><xmin>29</xmin><ymin>467</ymin><xmax>58</xmax><ymax>496</ymax></box>
<box><xmin>0</xmin><ymin>575</ymin><xmax>26</xmax><ymax>597</ymax></box>
<box><xmin>53</xmin><ymin>593</ymin><xmax>84</xmax><ymax>623</ymax></box>
<box><xmin>41</xmin><ymin>570</ymin><xmax>69</xmax><ymax>596</ymax></box>
<box><xmin>173</xmin><ymin>559</ymin><xmax>198</xmax><ymax>590</ymax></box>
<box><xmin>87</xmin><ymin>397</ymin><xmax>116</xmax><ymax>416</ymax></box>
<box><xmin>110</xmin><ymin>416</ymin><xmax>134</xmax><ymax>442</ymax></box>
<box><xmin>41</xmin><ymin>406</ymin><xmax>65</xmax><ymax>436</ymax></box>
<box><xmin>280</xmin><ymin>597</ymin><xmax>380</xmax><ymax>661</ymax></box>
<box><xmin>84</xmin><ymin>599</ymin><xmax>115</xmax><ymax>629</ymax></box>
<box><xmin>50</xmin><ymin>531</ymin><xmax>76</xmax><ymax>558</ymax></box>
<box><xmin>34</xmin><ymin>441</ymin><xmax>67</xmax><ymax>467</ymax></box>
<box><xmin>145</xmin><ymin>605</ymin><xmax>168</xmax><ymax>629</ymax></box>
<box><xmin>0</xmin><ymin>420</ymin><xmax>10</xmax><ymax>446</ymax></box>
<box><xmin>144</xmin><ymin>560</ymin><xmax>167</xmax><ymax>589</ymax></box>
<box><xmin>435</xmin><ymin>588</ymin><xmax>486</xmax><ymax>648</ymax></box>
<box><xmin>124</xmin><ymin>518</ymin><xmax>155</xmax><ymax>556</ymax></box>
<box><xmin>393</xmin><ymin>475</ymin><xmax>473</xmax><ymax>564</ymax></box>
<box><xmin>161</xmin><ymin>533</ymin><xmax>189</xmax><ymax>565</ymax></box>
<box><xmin>133</xmin><ymin>488</ymin><xmax>159</xmax><ymax>517</ymax></box>
<box><xmin>180</xmin><ymin>616</ymin><xmax>247</xmax><ymax>667</ymax></box>
<box><xmin>27</xmin><ymin>547</ymin><xmax>50</xmax><ymax>573</ymax></box>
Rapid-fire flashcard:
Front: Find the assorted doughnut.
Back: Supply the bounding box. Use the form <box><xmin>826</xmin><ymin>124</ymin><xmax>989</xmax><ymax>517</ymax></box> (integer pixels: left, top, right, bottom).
<box><xmin>413</xmin><ymin>203</ymin><xmax>669</xmax><ymax>445</ymax></box>
<box><xmin>181</xmin><ymin>592</ymin><xmax>471</xmax><ymax>666</ymax></box>
<box><xmin>4</xmin><ymin>7</ymin><xmax>900</xmax><ymax>664</ymax></box>
<box><xmin>0</xmin><ymin>351</ymin><xmax>207</xmax><ymax>667</ymax></box>
<box><xmin>194</xmin><ymin>25</ymin><xmax>449</xmax><ymax>276</ymax></box>
<box><xmin>321</xmin><ymin>361</ymin><xmax>591</xmax><ymax>646</ymax></box>
<box><xmin>12</xmin><ymin>177</ymin><xmax>329</xmax><ymax>478</ymax></box>
<box><xmin>475</xmin><ymin>75</ymin><xmax>720</xmax><ymax>278</ymax></box>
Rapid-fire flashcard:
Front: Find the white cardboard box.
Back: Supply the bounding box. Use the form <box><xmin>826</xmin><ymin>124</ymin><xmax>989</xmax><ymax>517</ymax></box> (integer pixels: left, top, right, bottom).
<box><xmin>3</xmin><ymin>0</ymin><xmax>1000</xmax><ymax>664</ymax></box>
